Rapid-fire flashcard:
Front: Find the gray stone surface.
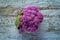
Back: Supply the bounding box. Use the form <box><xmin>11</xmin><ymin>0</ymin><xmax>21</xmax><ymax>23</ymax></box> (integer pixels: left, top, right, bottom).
<box><xmin>0</xmin><ymin>0</ymin><xmax>60</xmax><ymax>8</ymax></box>
<box><xmin>0</xmin><ymin>8</ymin><xmax>60</xmax><ymax>40</ymax></box>
<box><xmin>0</xmin><ymin>0</ymin><xmax>60</xmax><ymax>40</ymax></box>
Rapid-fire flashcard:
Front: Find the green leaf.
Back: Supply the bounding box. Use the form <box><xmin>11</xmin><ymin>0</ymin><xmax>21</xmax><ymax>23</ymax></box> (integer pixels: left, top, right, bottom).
<box><xmin>15</xmin><ymin>15</ymin><xmax>20</xmax><ymax>28</ymax></box>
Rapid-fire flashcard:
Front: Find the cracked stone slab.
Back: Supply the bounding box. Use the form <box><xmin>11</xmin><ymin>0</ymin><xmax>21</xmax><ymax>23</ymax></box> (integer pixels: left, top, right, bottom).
<box><xmin>0</xmin><ymin>8</ymin><xmax>60</xmax><ymax>40</ymax></box>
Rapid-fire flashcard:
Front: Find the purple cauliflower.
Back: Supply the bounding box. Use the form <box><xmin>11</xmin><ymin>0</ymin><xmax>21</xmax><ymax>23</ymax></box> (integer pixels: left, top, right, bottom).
<box><xmin>17</xmin><ymin>6</ymin><xmax>43</xmax><ymax>33</ymax></box>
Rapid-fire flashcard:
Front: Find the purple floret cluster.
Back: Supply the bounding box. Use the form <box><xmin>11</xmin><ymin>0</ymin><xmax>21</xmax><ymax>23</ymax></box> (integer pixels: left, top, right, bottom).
<box><xmin>18</xmin><ymin>6</ymin><xmax>43</xmax><ymax>33</ymax></box>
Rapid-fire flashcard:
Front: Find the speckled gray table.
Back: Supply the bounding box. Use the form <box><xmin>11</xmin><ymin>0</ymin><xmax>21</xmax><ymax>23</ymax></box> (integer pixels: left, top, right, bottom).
<box><xmin>0</xmin><ymin>0</ymin><xmax>60</xmax><ymax>40</ymax></box>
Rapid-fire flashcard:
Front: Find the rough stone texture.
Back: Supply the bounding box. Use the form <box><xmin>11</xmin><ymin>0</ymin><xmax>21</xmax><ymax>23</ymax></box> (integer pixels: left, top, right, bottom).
<box><xmin>0</xmin><ymin>0</ymin><xmax>60</xmax><ymax>40</ymax></box>
<box><xmin>0</xmin><ymin>0</ymin><xmax>60</xmax><ymax>7</ymax></box>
